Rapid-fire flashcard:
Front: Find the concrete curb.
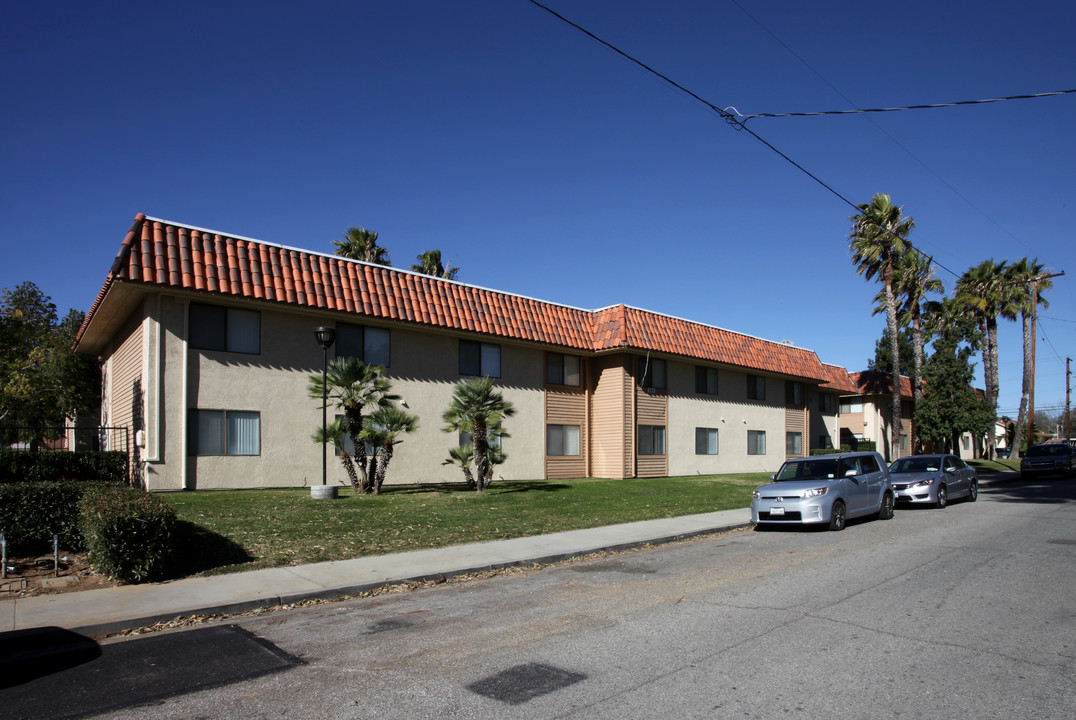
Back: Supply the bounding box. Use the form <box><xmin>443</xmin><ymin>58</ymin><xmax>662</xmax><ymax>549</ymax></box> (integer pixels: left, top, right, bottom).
<box><xmin>3</xmin><ymin>509</ymin><xmax>752</xmax><ymax>638</ymax></box>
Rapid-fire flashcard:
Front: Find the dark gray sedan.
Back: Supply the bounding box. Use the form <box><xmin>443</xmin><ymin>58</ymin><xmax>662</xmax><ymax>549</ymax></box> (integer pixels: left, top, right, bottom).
<box><xmin>889</xmin><ymin>454</ymin><xmax>978</xmax><ymax>508</ymax></box>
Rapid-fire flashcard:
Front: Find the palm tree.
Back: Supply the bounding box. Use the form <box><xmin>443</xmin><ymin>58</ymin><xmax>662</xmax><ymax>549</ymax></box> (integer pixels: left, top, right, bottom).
<box><xmin>955</xmin><ymin>259</ymin><xmax>1011</xmax><ymax>455</ymax></box>
<box><xmin>1006</xmin><ymin>258</ymin><xmax>1051</xmax><ymax>453</ymax></box>
<box><xmin>872</xmin><ymin>249</ymin><xmax>942</xmax><ymax>404</ymax></box>
<box><xmin>333</xmin><ymin>226</ymin><xmax>390</xmax><ymax>266</ymax></box>
<box><xmin>308</xmin><ymin>357</ymin><xmax>398</xmax><ymax>492</ymax></box>
<box><xmin>442</xmin><ymin>377</ymin><xmax>515</xmax><ymax>492</ymax></box>
<box><xmin>312</xmin><ymin>418</ymin><xmax>361</xmax><ymax>492</ymax></box>
<box><xmin>443</xmin><ymin>445</ymin><xmax>476</xmax><ymax>489</ymax></box>
<box><xmin>850</xmin><ymin>193</ymin><xmax>914</xmax><ymax>461</ymax></box>
<box><xmin>362</xmin><ymin>405</ymin><xmax>419</xmax><ymax>493</ymax></box>
<box><xmin>410</xmin><ymin>249</ymin><xmax>459</xmax><ymax>280</ymax></box>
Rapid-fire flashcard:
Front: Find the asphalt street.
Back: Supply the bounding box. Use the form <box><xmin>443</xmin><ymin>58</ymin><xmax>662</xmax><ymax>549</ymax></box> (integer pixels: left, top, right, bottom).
<box><xmin>4</xmin><ymin>476</ymin><xmax>1074</xmax><ymax>719</ymax></box>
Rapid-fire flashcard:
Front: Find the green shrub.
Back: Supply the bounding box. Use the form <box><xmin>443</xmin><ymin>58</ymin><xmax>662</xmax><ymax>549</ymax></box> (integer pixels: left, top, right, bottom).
<box><xmin>0</xmin><ymin>450</ymin><xmax>129</xmax><ymax>484</ymax></box>
<box><xmin>80</xmin><ymin>485</ymin><xmax>176</xmax><ymax>583</ymax></box>
<box><xmin>0</xmin><ymin>481</ymin><xmax>88</xmax><ymax>554</ymax></box>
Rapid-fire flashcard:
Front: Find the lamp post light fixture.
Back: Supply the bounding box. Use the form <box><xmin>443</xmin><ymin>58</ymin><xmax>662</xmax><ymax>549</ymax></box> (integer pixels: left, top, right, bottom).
<box><xmin>314</xmin><ymin>326</ymin><xmax>337</xmax><ymax>499</ymax></box>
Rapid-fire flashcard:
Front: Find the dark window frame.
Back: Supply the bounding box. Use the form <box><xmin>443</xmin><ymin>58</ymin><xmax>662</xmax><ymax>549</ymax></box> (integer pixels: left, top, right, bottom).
<box><xmin>459</xmin><ymin>340</ymin><xmax>501</xmax><ymax>378</ymax></box>
<box><xmin>695</xmin><ymin>366</ymin><xmax>719</xmax><ymax>395</ymax></box>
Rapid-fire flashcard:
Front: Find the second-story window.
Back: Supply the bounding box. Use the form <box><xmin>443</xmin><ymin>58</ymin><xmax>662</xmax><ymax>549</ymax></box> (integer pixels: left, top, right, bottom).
<box><xmin>460</xmin><ymin>340</ymin><xmax>501</xmax><ymax>377</ymax></box>
<box><xmin>189</xmin><ymin>303</ymin><xmax>260</xmax><ymax>354</ymax></box>
<box><xmin>546</xmin><ymin>353</ymin><xmax>581</xmax><ymax>386</ymax></box>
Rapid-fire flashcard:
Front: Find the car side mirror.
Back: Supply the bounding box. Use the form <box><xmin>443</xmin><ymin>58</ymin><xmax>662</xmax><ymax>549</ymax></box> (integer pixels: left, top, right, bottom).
<box><xmin>844</xmin><ymin>469</ymin><xmax>858</xmax><ymax>477</ymax></box>
<box><xmin>770</xmin><ymin>474</ymin><xmax>776</xmax><ymax>480</ymax></box>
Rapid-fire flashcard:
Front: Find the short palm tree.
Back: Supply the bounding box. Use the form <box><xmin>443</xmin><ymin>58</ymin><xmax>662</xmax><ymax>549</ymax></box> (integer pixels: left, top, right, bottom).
<box><xmin>333</xmin><ymin>226</ymin><xmax>390</xmax><ymax>266</ymax></box>
<box><xmin>362</xmin><ymin>405</ymin><xmax>419</xmax><ymax>493</ymax></box>
<box><xmin>410</xmin><ymin>249</ymin><xmax>459</xmax><ymax>280</ymax></box>
<box><xmin>308</xmin><ymin>357</ymin><xmax>398</xmax><ymax>492</ymax></box>
<box><xmin>443</xmin><ymin>445</ymin><xmax>476</xmax><ymax>489</ymax></box>
<box><xmin>442</xmin><ymin>377</ymin><xmax>515</xmax><ymax>492</ymax></box>
<box><xmin>312</xmin><ymin>418</ymin><xmax>361</xmax><ymax>492</ymax></box>
<box><xmin>850</xmin><ymin>193</ymin><xmax>914</xmax><ymax>461</ymax></box>
<box><xmin>1005</xmin><ymin>258</ymin><xmax>1051</xmax><ymax>452</ymax></box>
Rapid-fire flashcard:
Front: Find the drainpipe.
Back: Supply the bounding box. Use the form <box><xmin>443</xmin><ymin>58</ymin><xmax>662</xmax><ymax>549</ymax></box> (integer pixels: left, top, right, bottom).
<box><xmin>181</xmin><ymin>299</ymin><xmax>191</xmax><ymax>490</ymax></box>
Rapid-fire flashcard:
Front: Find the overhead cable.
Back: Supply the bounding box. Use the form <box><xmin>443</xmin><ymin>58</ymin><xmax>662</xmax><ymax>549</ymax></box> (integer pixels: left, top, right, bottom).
<box><xmin>525</xmin><ymin>0</ymin><xmax>962</xmax><ymax>278</ymax></box>
<box><xmin>734</xmin><ymin>89</ymin><xmax>1076</xmax><ymax>121</ymax></box>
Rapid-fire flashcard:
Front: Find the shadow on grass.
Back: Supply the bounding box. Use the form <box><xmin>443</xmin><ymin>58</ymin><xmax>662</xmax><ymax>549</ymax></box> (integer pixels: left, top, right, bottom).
<box><xmin>166</xmin><ymin>520</ymin><xmax>255</xmax><ymax>578</ymax></box>
<box><xmin>376</xmin><ymin>481</ymin><xmax>572</xmax><ymax>495</ymax></box>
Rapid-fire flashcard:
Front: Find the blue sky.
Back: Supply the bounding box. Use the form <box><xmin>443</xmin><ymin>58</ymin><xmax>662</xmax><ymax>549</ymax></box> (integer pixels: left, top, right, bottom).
<box><xmin>2</xmin><ymin>1</ymin><xmax>1073</xmax><ymax>422</ymax></box>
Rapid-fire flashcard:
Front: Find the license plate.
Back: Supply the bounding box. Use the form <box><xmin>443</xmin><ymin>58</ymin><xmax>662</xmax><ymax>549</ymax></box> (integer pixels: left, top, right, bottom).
<box><xmin>769</xmin><ymin>507</ymin><xmax>785</xmax><ymax>516</ymax></box>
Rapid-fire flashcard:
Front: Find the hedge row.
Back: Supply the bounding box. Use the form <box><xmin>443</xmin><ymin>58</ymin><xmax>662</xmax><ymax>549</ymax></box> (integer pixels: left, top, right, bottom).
<box><xmin>0</xmin><ymin>482</ymin><xmax>175</xmax><ymax>583</ymax></box>
<box><xmin>0</xmin><ymin>450</ymin><xmax>129</xmax><ymax>484</ymax></box>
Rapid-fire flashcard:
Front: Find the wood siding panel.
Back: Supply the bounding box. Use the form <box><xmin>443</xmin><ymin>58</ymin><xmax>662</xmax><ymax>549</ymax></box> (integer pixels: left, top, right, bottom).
<box><xmin>545</xmin><ymin>388</ymin><xmax>587</xmax><ymax>479</ymax></box>
<box><xmin>637</xmin><ymin>455</ymin><xmax>667</xmax><ymax>478</ymax></box>
<box><xmin>785</xmin><ymin>406</ymin><xmax>807</xmax><ymax>458</ymax></box>
<box><xmin>109</xmin><ymin>316</ymin><xmax>144</xmax><ymax>452</ymax></box>
<box><xmin>590</xmin><ymin>356</ymin><xmax>630</xmax><ymax>479</ymax></box>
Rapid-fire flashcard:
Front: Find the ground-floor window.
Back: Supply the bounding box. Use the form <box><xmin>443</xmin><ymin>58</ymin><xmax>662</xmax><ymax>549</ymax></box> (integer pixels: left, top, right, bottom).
<box><xmin>188</xmin><ymin>410</ymin><xmax>260</xmax><ymax>455</ymax></box>
<box><xmin>817</xmin><ymin>435</ymin><xmax>833</xmax><ymax>449</ymax></box>
<box><xmin>638</xmin><ymin>425</ymin><xmax>666</xmax><ymax>455</ymax></box>
<box><xmin>786</xmin><ymin>432</ymin><xmax>802</xmax><ymax>455</ymax></box>
<box><xmin>695</xmin><ymin>427</ymin><xmax>719</xmax><ymax>455</ymax></box>
<box><xmin>547</xmin><ymin>424</ymin><xmax>581</xmax><ymax>456</ymax></box>
<box><xmin>747</xmin><ymin>430</ymin><xmax>766</xmax><ymax>455</ymax></box>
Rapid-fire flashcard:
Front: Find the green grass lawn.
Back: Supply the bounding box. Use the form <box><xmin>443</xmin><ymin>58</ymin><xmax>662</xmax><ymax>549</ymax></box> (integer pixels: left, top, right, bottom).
<box><xmin>164</xmin><ymin>474</ymin><xmax>765</xmax><ymax>577</ymax></box>
<box><xmin>966</xmin><ymin>457</ymin><xmax>1020</xmax><ymax>473</ymax></box>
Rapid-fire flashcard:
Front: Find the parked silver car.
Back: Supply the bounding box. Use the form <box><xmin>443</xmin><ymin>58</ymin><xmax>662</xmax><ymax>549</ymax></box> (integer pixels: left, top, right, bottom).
<box><xmin>751</xmin><ymin>452</ymin><xmax>895</xmax><ymax>531</ymax></box>
<box><xmin>889</xmin><ymin>454</ymin><xmax>978</xmax><ymax>508</ymax></box>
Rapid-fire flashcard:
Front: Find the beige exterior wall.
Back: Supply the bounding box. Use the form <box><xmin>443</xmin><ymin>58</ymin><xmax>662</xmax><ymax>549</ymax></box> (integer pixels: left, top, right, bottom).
<box><xmin>666</xmin><ymin>361</ymin><xmax>789</xmax><ymax>476</ymax></box>
<box><xmin>140</xmin><ymin>295</ymin><xmax>547</xmax><ymax>490</ymax></box>
<box><xmin>104</xmin><ymin>292</ymin><xmax>841</xmax><ymax>490</ymax></box>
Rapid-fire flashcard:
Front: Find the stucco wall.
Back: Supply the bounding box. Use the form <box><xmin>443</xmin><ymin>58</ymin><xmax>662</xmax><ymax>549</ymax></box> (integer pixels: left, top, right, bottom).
<box><xmin>666</xmin><ymin>360</ymin><xmax>787</xmax><ymax>476</ymax></box>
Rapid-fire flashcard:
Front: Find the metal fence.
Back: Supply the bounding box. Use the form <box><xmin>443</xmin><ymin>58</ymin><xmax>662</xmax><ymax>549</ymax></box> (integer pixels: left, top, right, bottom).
<box><xmin>0</xmin><ymin>425</ymin><xmax>129</xmax><ymax>457</ymax></box>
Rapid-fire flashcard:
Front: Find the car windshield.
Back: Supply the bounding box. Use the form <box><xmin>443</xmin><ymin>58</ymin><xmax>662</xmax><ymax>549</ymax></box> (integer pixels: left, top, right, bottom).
<box><xmin>775</xmin><ymin>459</ymin><xmax>840</xmax><ymax>481</ymax></box>
<box><xmin>1026</xmin><ymin>445</ymin><xmax>1069</xmax><ymax>457</ymax></box>
<box><xmin>890</xmin><ymin>457</ymin><xmax>941</xmax><ymax>473</ymax></box>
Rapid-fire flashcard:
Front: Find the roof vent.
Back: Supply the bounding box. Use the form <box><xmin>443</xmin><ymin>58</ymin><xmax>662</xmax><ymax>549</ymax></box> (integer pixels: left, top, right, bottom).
<box><xmin>781</xmin><ymin>340</ymin><xmax>794</xmax><ymax>346</ymax></box>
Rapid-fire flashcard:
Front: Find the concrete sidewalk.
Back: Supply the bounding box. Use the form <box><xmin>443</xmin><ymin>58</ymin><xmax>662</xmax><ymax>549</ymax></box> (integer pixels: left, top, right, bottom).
<box><xmin>0</xmin><ymin>508</ymin><xmax>752</xmax><ymax>638</ymax></box>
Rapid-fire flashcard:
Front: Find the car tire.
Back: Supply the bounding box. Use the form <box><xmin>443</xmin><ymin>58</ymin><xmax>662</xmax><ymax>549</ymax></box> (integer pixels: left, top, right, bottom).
<box><xmin>878</xmin><ymin>492</ymin><xmax>894</xmax><ymax>520</ymax></box>
<box><xmin>968</xmin><ymin>479</ymin><xmax>978</xmax><ymax>502</ymax></box>
<box><xmin>936</xmin><ymin>484</ymin><xmax>947</xmax><ymax>509</ymax></box>
<box><xmin>828</xmin><ymin>501</ymin><xmax>846</xmax><ymax>531</ymax></box>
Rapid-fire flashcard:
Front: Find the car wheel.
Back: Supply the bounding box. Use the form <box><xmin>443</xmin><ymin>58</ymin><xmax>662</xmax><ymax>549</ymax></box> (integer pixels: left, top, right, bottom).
<box><xmin>878</xmin><ymin>491</ymin><xmax>894</xmax><ymax>520</ymax></box>
<box><xmin>968</xmin><ymin>479</ymin><xmax>978</xmax><ymax>502</ymax></box>
<box><xmin>936</xmin><ymin>484</ymin><xmax>947</xmax><ymax>509</ymax></box>
<box><xmin>828</xmin><ymin>501</ymin><xmax>847</xmax><ymax>531</ymax></box>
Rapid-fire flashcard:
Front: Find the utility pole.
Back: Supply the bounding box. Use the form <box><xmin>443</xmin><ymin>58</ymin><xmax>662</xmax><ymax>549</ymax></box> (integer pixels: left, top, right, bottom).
<box><xmin>1066</xmin><ymin>357</ymin><xmax>1072</xmax><ymax>443</ymax></box>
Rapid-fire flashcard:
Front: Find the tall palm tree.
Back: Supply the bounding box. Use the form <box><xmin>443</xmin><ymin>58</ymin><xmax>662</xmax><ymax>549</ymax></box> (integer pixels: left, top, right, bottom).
<box><xmin>333</xmin><ymin>226</ymin><xmax>391</xmax><ymax>266</ymax></box>
<box><xmin>872</xmin><ymin>249</ymin><xmax>942</xmax><ymax>404</ymax></box>
<box><xmin>442</xmin><ymin>377</ymin><xmax>515</xmax><ymax>492</ymax></box>
<box><xmin>410</xmin><ymin>249</ymin><xmax>459</xmax><ymax>280</ymax></box>
<box><xmin>308</xmin><ymin>357</ymin><xmax>399</xmax><ymax>492</ymax></box>
<box><xmin>955</xmin><ymin>259</ymin><xmax>1011</xmax><ymax>455</ymax></box>
<box><xmin>1006</xmin><ymin>258</ymin><xmax>1051</xmax><ymax>453</ymax></box>
<box><xmin>362</xmin><ymin>405</ymin><xmax>419</xmax><ymax>493</ymax></box>
<box><xmin>850</xmin><ymin>193</ymin><xmax>914</xmax><ymax>461</ymax></box>
<box><xmin>312</xmin><ymin>418</ymin><xmax>361</xmax><ymax>492</ymax></box>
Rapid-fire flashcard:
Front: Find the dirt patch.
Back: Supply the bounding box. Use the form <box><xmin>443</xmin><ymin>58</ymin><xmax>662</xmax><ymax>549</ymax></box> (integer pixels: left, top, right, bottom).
<box><xmin>1</xmin><ymin>553</ymin><xmax>119</xmax><ymax>598</ymax></box>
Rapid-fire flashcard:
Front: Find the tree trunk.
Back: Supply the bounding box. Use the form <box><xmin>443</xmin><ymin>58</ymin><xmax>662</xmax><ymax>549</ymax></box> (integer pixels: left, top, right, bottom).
<box><xmin>473</xmin><ymin>419</ymin><xmax>488</xmax><ymax>493</ymax></box>
<box><xmin>1011</xmin><ymin>310</ymin><xmax>1032</xmax><ymax>455</ymax></box>
<box><xmin>345</xmin><ymin>409</ymin><xmax>370</xmax><ymax>493</ymax></box>
<box><xmin>911</xmin><ymin>312</ymin><xmax>925</xmax><ymax>453</ymax></box>
<box><xmin>374</xmin><ymin>443</ymin><xmax>393</xmax><ymax>493</ymax></box>
<box><xmin>340</xmin><ymin>452</ymin><xmax>361</xmax><ymax>493</ymax></box>
<box><xmin>884</xmin><ymin>274</ymin><xmax>902</xmax><ymax>463</ymax></box>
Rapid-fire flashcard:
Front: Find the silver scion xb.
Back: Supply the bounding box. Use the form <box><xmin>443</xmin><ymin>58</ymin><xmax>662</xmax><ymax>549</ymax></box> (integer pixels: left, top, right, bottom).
<box><xmin>889</xmin><ymin>454</ymin><xmax>978</xmax><ymax>508</ymax></box>
<box><xmin>751</xmin><ymin>451</ymin><xmax>895</xmax><ymax>531</ymax></box>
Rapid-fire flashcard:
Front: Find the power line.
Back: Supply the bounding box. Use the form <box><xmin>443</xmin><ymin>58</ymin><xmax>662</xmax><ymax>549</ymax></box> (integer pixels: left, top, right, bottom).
<box><xmin>525</xmin><ymin>0</ymin><xmax>963</xmax><ymax>278</ymax></box>
<box><xmin>733</xmin><ymin>89</ymin><xmax>1076</xmax><ymax>121</ymax></box>
<box><xmin>725</xmin><ymin>0</ymin><xmax>1045</xmax><ymax>262</ymax></box>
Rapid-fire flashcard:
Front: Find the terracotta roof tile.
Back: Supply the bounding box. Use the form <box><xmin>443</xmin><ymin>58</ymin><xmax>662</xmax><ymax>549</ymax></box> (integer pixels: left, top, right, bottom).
<box><xmin>76</xmin><ymin>215</ymin><xmax>836</xmax><ymax>383</ymax></box>
<box><xmin>849</xmin><ymin>370</ymin><xmax>914</xmax><ymax>398</ymax></box>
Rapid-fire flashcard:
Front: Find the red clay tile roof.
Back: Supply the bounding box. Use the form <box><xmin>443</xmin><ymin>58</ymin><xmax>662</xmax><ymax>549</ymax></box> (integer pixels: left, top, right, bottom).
<box><xmin>77</xmin><ymin>215</ymin><xmax>833</xmax><ymax>382</ymax></box>
<box><xmin>849</xmin><ymin>370</ymin><xmax>914</xmax><ymax>398</ymax></box>
<box><xmin>820</xmin><ymin>364</ymin><xmax>859</xmax><ymax>394</ymax></box>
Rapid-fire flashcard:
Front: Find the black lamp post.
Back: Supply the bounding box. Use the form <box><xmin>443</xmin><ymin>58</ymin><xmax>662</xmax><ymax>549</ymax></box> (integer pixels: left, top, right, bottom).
<box><xmin>315</xmin><ymin>326</ymin><xmax>336</xmax><ymax>488</ymax></box>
